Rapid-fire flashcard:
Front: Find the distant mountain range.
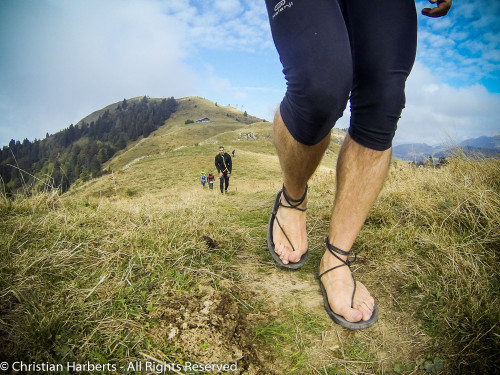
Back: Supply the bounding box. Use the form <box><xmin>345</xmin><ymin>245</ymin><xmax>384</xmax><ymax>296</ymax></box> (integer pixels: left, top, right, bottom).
<box><xmin>393</xmin><ymin>135</ymin><xmax>500</xmax><ymax>162</ymax></box>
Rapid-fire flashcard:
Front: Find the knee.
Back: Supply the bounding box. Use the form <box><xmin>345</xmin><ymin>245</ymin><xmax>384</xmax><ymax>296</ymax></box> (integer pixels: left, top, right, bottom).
<box><xmin>304</xmin><ymin>75</ymin><xmax>350</xmax><ymax>122</ymax></box>
<box><xmin>281</xmin><ymin>64</ymin><xmax>351</xmax><ymax>145</ymax></box>
<box><xmin>299</xmin><ymin>59</ymin><xmax>352</xmax><ymax>121</ymax></box>
<box><xmin>349</xmin><ymin>75</ymin><xmax>408</xmax><ymax>151</ymax></box>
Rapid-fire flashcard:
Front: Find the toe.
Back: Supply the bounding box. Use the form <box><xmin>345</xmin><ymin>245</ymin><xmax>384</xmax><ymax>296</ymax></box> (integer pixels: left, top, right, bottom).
<box><xmin>288</xmin><ymin>245</ymin><xmax>307</xmax><ymax>263</ymax></box>
<box><xmin>356</xmin><ymin>303</ymin><xmax>373</xmax><ymax>321</ymax></box>
<box><xmin>353</xmin><ymin>295</ymin><xmax>375</xmax><ymax>321</ymax></box>
<box><xmin>288</xmin><ymin>251</ymin><xmax>299</xmax><ymax>263</ymax></box>
<box><xmin>275</xmin><ymin>242</ymin><xmax>283</xmax><ymax>256</ymax></box>
<box><xmin>279</xmin><ymin>245</ymin><xmax>290</xmax><ymax>264</ymax></box>
<box><xmin>338</xmin><ymin>305</ymin><xmax>362</xmax><ymax>323</ymax></box>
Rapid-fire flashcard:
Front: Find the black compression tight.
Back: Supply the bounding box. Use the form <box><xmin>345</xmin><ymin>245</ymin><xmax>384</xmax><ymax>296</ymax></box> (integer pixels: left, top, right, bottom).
<box><xmin>265</xmin><ymin>0</ymin><xmax>417</xmax><ymax>151</ymax></box>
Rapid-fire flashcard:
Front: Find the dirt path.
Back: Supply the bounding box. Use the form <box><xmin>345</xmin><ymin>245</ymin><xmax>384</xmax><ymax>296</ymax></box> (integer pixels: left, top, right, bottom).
<box><xmin>145</xmin><ymin>147</ymin><xmax>434</xmax><ymax>374</ymax></box>
<box><xmin>234</xmin><ymin>251</ymin><xmax>432</xmax><ymax>374</ymax></box>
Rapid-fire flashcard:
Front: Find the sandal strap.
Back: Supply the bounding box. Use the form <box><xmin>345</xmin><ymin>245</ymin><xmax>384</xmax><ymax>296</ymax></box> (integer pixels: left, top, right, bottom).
<box><xmin>280</xmin><ymin>184</ymin><xmax>307</xmax><ymax>212</ymax></box>
<box><xmin>274</xmin><ymin>215</ymin><xmax>296</xmax><ymax>252</ymax></box>
<box><xmin>271</xmin><ymin>185</ymin><xmax>308</xmax><ymax>253</ymax></box>
<box><xmin>319</xmin><ymin>237</ymin><xmax>357</xmax><ymax>308</ymax></box>
<box><xmin>324</xmin><ymin>237</ymin><xmax>357</xmax><ymax>266</ymax></box>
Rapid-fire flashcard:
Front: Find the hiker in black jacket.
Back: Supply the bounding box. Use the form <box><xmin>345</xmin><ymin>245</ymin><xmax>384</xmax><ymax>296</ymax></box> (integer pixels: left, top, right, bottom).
<box><xmin>215</xmin><ymin>146</ymin><xmax>232</xmax><ymax>194</ymax></box>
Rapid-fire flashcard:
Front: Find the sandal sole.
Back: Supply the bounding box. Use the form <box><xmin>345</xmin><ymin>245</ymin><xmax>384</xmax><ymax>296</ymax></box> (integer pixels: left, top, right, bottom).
<box><xmin>318</xmin><ymin>272</ymin><xmax>378</xmax><ymax>330</ymax></box>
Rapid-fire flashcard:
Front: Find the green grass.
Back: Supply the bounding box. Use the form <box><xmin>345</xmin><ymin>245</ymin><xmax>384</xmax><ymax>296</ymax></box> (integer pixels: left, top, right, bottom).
<box><xmin>1</xmin><ymin>100</ymin><xmax>499</xmax><ymax>373</ymax></box>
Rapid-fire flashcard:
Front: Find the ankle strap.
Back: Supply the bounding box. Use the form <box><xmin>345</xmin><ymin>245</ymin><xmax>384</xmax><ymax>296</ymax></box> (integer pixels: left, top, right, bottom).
<box><xmin>282</xmin><ymin>184</ymin><xmax>307</xmax><ymax>209</ymax></box>
<box><xmin>324</xmin><ymin>237</ymin><xmax>357</xmax><ymax>267</ymax></box>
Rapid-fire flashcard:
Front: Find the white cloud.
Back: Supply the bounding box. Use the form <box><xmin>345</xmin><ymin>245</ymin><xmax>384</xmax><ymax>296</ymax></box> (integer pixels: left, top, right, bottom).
<box><xmin>416</xmin><ymin>0</ymin><xmax>500</xmax><ymax>86</ymax></box>
<box><xmin>173</xmin><ymin>0</ymin><xmax>271</xmax><ymax>52</ymax></box>
<box><xmin>0</xmin><ymin>0</ymin><xmax>198</xmax><ymax>145</ymax></box>
<box><xmin>395</xmin><ymin>62</ymin><xmax>500</xmax><ymax>145</ymax></box>
<box><xmin>213</xmin><ymin>0</ymin><xmax>242</xmax><ymax>15</ymax></box>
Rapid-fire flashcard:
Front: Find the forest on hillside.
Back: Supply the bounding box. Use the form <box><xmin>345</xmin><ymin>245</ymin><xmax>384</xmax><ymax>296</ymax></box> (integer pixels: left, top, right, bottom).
<box><xmin>0</xmin><ymin>96</ymin><xmax>177</xmax><ymax>195</ymax></box>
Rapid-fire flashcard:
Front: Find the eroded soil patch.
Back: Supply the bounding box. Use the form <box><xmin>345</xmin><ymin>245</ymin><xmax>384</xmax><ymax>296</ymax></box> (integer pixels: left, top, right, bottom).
<box><xmin>150</xmin><ymin>286</ymin><xmax>277</xmax><ymax>374</ymax></box>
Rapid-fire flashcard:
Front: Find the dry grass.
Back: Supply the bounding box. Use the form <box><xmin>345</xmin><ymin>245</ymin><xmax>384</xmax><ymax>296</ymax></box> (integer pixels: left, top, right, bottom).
<box><xmin>356</xmin><ymin>154</ymin><xmax>500</xmax><ymax>373</ymax></box>
<box><xmin>0</xmin><ymin>187</ymin><xmax>251</xmax><ymax>366</ymax></box>
<box><xmin>1</xmin><ymin>104</ymin><xmax>499</xmax><ymax>374</ymax></box>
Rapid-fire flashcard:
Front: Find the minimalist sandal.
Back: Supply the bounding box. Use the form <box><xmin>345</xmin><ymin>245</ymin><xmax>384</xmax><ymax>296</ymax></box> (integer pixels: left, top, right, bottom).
<box><xmin>267</xmin><ymin>185</ymin><xmax>309</xmax><ymax>269</ymax></box>
<box><xmin>318</xmin><ymin>237</ymin><xmax>378</xmax><ymax>329</ymax></box>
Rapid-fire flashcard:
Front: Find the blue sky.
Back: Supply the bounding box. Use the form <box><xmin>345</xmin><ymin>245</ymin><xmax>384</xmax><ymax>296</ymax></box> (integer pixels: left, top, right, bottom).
<box><xmin>1</xmin><ymin>0</ymin><xmax>499</xmax><ymax>147</ymax></box>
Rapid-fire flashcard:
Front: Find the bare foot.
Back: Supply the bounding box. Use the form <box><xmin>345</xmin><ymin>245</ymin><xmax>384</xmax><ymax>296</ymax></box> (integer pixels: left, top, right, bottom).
<box><xmin>273</xmin><ymin>191</ymin><xmax>308</xmax><ymax>264</ymax></box>
<box><xmin>319</xmin><ymin>250</ymin><xmax>375</xmax><ymax>322</ymax></box>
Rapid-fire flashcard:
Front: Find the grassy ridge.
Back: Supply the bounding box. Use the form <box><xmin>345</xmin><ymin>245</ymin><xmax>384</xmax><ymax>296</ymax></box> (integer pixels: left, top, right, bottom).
<box><xmin>1</xmin><ymin>98</ymin><xmax>499</xmax><ymax>373</ymax></box>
